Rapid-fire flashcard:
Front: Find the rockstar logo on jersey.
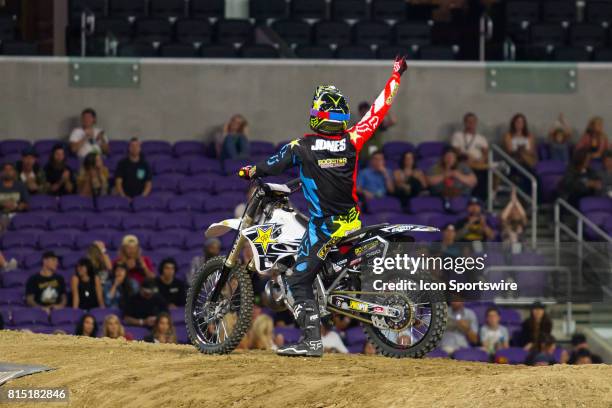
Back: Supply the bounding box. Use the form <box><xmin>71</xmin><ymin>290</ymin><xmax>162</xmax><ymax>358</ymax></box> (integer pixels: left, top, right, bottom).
<box><xmin>252</xmin><ymin>226</ymin><xmax>277</xmax><ymax>254</ymax></box>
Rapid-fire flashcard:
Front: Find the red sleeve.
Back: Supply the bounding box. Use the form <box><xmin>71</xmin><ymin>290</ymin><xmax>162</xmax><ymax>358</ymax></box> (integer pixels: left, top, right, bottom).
<box><xmin>347</xmin><ymin>72</ymin><xmax>402</xmax><ymax>152</ymax></box>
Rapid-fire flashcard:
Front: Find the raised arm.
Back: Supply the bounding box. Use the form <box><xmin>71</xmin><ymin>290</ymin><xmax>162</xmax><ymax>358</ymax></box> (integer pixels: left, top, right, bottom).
<box><xmin>239</xmin><ymin>139</ymin><xmax>300</xmax><ymax>179</ymax></box>
<box><xmin>348</xmin><ymin>56</ymin><xmax>407</xmax><ymax>152</ymax></box>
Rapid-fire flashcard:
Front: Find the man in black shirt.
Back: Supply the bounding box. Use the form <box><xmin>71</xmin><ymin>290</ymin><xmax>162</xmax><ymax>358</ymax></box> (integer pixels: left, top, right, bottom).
<box><xmin>155</xmin><ymin>258</ymin><xmax>186</xmax><ymax>308</ymax></box>
<box><xmin>123</xmin><ymin>278</ymin><xmax>168</xmax><ymax>328</ymax></box>
<box><xmin>25</xmin><ymin>251</ymin><xmax>67</xmax><ymax>313</ymax></box>
<box><xmin>114</xmin><ymin>137</ymin><xmax>152</xmax><ymax>199</ymax></box>
<box><xmin>0</xmin><ymin>163</ymin><xmax>29</xmax><ymax>214</ymax></box>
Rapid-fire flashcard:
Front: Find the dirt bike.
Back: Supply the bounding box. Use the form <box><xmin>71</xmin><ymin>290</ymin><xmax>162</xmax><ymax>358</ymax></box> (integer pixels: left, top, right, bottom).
<box><xmin>186</xmin><ymin>177</ymin><xmax>448</xmax><ymax>358</ymax></box>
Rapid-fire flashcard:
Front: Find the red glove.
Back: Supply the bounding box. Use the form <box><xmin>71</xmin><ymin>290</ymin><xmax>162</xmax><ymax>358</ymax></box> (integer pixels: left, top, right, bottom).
<box><xmin>393</xmin><ymin>55</ymin><xmax>408</xmax><ymax>76</ymax></box>
<box><xmin>238</xmin><ymin>165</ymin><xmax>256</xmax><ymax>180</ymax></box>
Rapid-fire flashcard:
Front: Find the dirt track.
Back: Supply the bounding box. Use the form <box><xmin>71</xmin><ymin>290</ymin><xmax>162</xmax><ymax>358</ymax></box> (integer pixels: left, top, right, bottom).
<box><xmin>0</xmin><ymin>331</ymin><xmax>611</xmax><ymax>408</ymax></box>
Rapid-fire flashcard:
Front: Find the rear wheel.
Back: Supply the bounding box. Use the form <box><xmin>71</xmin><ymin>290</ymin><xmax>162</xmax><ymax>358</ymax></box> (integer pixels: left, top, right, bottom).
<box><xmin>186</xmin><ymin>256</ymin><xmax>254</xmax><ymax>354</ymax></box>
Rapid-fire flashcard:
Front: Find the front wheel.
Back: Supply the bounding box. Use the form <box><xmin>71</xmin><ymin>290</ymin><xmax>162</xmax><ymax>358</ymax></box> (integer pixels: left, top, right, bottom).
<box><xmin>185</xmin><ymin>256</ymin><xmax>254</xmax><ymax>354</ymax></box>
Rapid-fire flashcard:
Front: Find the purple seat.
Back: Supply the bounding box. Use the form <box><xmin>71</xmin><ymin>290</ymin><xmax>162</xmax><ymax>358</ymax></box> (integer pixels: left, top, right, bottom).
<box><xmin>515</xmin><ymin>270</ymin><xmax>547</xmax><ymax>297</ymax></box>
<box><xmin>537</xmin><ymin>143</ymin><xmax>550</xmax><ymax>161</ymax></box>
<box><xmin>175</xmin><ymin>252</ymin><xmax>197</xmax><ymax>269</ymax></box>
<box><xmin>59</xmin><ymin>195</ymin><xmax>95</xmax><ymax>212</ymax></box>
<box><xmin>39</xmin><ymin>232</ymin><xmax>75</xmax><ymax>251</ymax></box>
<box><xmin>499</xmin><ymin>308</ymin><xmax>522</xmax><ymax>325</ymax></box>
<box><xmin>89</xmin><ymin>307</ymin><xmax>121</xmax><ymax>325</ymax></box>
<box><xmin>383</xmin><ymin>141</ymin><xmax>414</xmax><ymax>163</ymax></box>
<box><xmin>173</xmin><ymin>141</ymin><xmax>206</xmax><ymax>157</ymax></box>
<box><xmin>153</xmin><ymin>173</ymin><xmax>183</xmax><ymax>193</ymax></box>
<box><xmin>142</xmin><ymin>140</ymin><xmax>172</xmax><ymax>156</ymax></box>
<box><xmin>125</xmin><ymin>325</ymin><xmax>150</xmax><ymax>340</ymax></box>
<box><xmin>53</xmin><ymin>323</ymin><xmax>77</xmax><ymax>335</ymax></box>
<box><xmin>10</xmin><ymin>213</ymin><xmax>48</xmax><ymax>230</ymax></box>
<box><xmin>417</xmin><ymin>141</ymin><xmax>447</xmax><ymax>158</ymax></box>
<box><xmin>0</xmin><ymin>307</ymin><xmax>10</xmax><ymax>325</ymax></box>
<box><xmin>495</xmin><ymin>347</ymin><xmax>528</xmax><ymax>365</ymax></box>
<box><xmin>274</xmin><ymin>327</ymin><xmax>301</xmax><ymax>344</ymax></box>
<box><xmin>153</xmin><ymin>158</ymin><xmax>190</xmax><ymax>175</ymax></box>
<box><xmin>50</xmin><ymin>308</ymin><xmax>85</xmax><ymax>325</ymax></box>
<box><xmin>604</xmin><ymin>218</ymin><xmax>612</xmax><ymax>236</ymax></box>
<box><xmin>22</xmin><ymin>325</ymin><xmax>55</xmax><ymax>334</ymax></box>
<box><xmin>48</xmin><ymin>214</ymin><xmax>85</xmax><ymax>230</ymax></box>
<box><xmin>12</xmin><ymin>308</ymin><xmax>50</xmax><ymax>326</ymax></box>
<box><xmin>76</xmin><ymin>229</ymin><xmax>116</xmax><ymax>250</ymax></box>
<box><xmin>2</xmin><ymin>232</ymin><xmax>39</xmax><ymax>249</ymax></box>
<box><xmin>170</xmin><ymin>307</ymin><xmax>185</xmax><ymax>325</ymax></box>
<box><xmin>213</xmin><ymin>176</ymin><xmax>247</xmax><ymax>194</ymax></box>
<box><xmin>158</xmin><ymin>213</ymin><xmax>193</xmax><ymax>230</ymax></box>
<box><xmin>366</xmin><ymin>197</ymin><xmax>402</xmax><ymax>213</ymax></box>
<box><xmin>1</xmin><ymin>249</ymin><xmax>36</xmax><ymax>267</ymax></box>
<box><xmin>132</xmin><ymin>195</ymin><xmax>169</xmax><ymax>212</ymax></box>
<box><xmin>453</xmin><ymin>347</ymin><xmax>489</xmax><ymax>362</ymax></box>
<box><xmin>192</xmin><ymin>212</ymin><xmax>232</xmax><ymax>230</ymax></box>
<box><xmin>409</xmin><ymin>196</ymin><xmax>444</xmax><ymax>213</ymax></box>
<box><xmin>2</xmin><ymin>271</ymin><xmax>28</xmax><ymax>288</ymax></box>
<box><xmin>167</xmin><ymin>193</ymin><xmax>207</xmax><ymax>212</ymax></box>
<box><xmin>22</xmin><ymin>253</ymin><xmax>43</xmax><ymax>268</ymax></box>
<box><xmin>61</xmin><ymin>252</ymin><xmax>83</xmax><ymax>269</ymax></box>
<box><xmin>84</xmin><ymin>213</ymin><xmax>123</xmax><ymax>230</ymax></box>
<box><xmin>184</xmin><ymin>231</ymin><xmax>206</xmax><ymax>250</ymax></box>
<box><xmin>344</xmin><ymin>326</ymin><xmax>367</xmax><ymax>345</ymax></box>
<box><xmin>149</xmin><ymin>232</ymin><xmax>185</xmax><ymax>249</ymax></box>
<box><xmin>250</xmin><ymin>141</ymin><xmax>276</xmax><ymax>155</ymax></box>
<box><xmin>584</xmin><ymin>211</ymin><xmax>610</xmax><ymax>239</ymax></box>
<box><xmin>222</xmin><ymin>159</ymin><xmax>250</xmax><ymax>176</ymax></box>
<box><xmin>96</xmin><ymin>196</ymin><xmax>131</xmax><ymax>212</ymax></box>
<box><xmin>579</xmin><ymin>197</ymin><xmax>612</xmax><ymax>214</ymax></box>
<box><xmin>540</xmin><ymin>173</ymin><xmax>563</xmax><ymax>203</ymax></box>
<box><xmin>122</xmin><ymin>214</ymin><xmax>159</xmax><ymax>230</ymax></box>
<box><xmin>449</xmin><ymin>196</ymin><xmax>469</xmax><ymax>213</ymax></box>
<box><xmin>178</xmin><ymin>176</ymin><xmax>215</xmax><ymax>194</ymax></box>
<box><xmin>109</xmin><ymin>140</ymin><xmax>129</xmax><ymax>155</ymax></box>
<box><xmin>0</xmin><ymin>139</ymin><xmax>30</xmax><ymax>155</ymax></box>
<box><xmin>427</xmin><ymin>348</ymin><xmax>449</xmax><ymax>358</ymax></box>
<box><xmin>416</xmin><ymin>156</ymin><xmax>439</xmax><ymax>172</ymax></box>
<box><xmin>188</xmin><ymin>158</ymin><xmax>222</xmax><ymax>175</ymax></box>
<box><xmin>203</xmin><ymin>192</ymin><xmax>244</xmax><ymax>212</ymax></box>
<box><xmin>175</xmin><ymin>325</ymin><xmax>189</xmax><ymax>343</ymax></box>
<box><xmin>33</xmin><ymin>139</ymin><xmax>60</xmax><ymax>156</ymax></box>
<box><xmin>0</xmin><ymin>288</ymin><xmax>25</xmax><ymax>305</ymax></box>
<box><xmin>28</xmin><ymin>195</ymin><xmax>58</xmax><ymax>211</ymax></box>
<box><xmin>535</xmin><ymin>160</ymin><xmax>567</xmax><ymax>176</ymax></box>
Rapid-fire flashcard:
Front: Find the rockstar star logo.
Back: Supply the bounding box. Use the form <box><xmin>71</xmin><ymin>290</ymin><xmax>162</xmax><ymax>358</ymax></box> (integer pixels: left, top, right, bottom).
<box><xmin>312</xmin><ymin>98</ymin><xmax>325</xmax><ymax>110</ymax></box>
<box><xmin>289</xmin><ymin>139</ymin><xmax>300</xmax><ymax>149</ymax></box>
<box><xmin>349</xmin><ymin>132</ymin><xmax>361</xmax><ymax>144</ymax></box>
<box><xmin>253</xmin><ymin>227</ymin><xmax>277</xmax><ymax>254</ymax></box>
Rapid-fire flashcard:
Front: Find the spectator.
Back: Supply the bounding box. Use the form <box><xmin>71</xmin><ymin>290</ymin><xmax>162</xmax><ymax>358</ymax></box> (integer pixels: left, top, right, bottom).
<box><xmin>525</xmin><ymin>334</ymin><xmax>565</xmax><ymax>365</ymax></box>
<box><xmin>114</xmin><ymin>234</ymin><xmax>155</xmax><ymax>285</ymax></box>
<box><xmin>75</xmin><ymin>313</ymin><xmax>98</xmax><ymax>337</ymax></box>
<box><xmin>567</xmin><ymin>333</ymin><xmax>602</xmax><ymax>364</ymax></box>
<box><xmin>357</xmin><ymin>100</ymin><xmax>397</xmax><ymax>165</ymax></box>
<box><xmin>427</xmin><ymin>147</ymin><xmax>477</xmax><ymax>199</ymax></box>
<box><xmin>440</xmin><ymin>300</ymin><xmax>478</xmax><ymax>354</ymax></box>
<box><xmin>321</xmin><ymin>319</ymin><xmax>348</xmax><ymax>354</ymax></box>
<box><xmin>69</xmin><ymin>108</ymin><xmax>109</xmax><ymax>160</ymax></box>
<box><xmin>25</xmin><ymin>251</ymin><xmax>67</xmax><ymax>313</ymax></box>
<box><xmin>0</xmin><ymin>163</ymin><xmax>29</xmax><ymax>214</ymax></box>
<box><xmin>155</xmin><ymin>258</ymin><xmax>186</xmax><ymax>309</ymax></box>
<box><xmin>500</xmin><ymin>187</ymin><xmax>527</xmax><ymax>249</ymax></box>
<box><xmin>43</xmin><ymin>144</ymin><xmax>75</xmax><ymax>196</ymax></box>
<box><xmin>85</xmin><ymin>241</ymin><xmax>113</xmax><ymax>283</ymax></box>
<box><xmin>548</xmin><ymin>113</ymin><xmax>572</xmax><ymax>164</ymax></box>
<box><xmin>479</xmin><ymin>307</ymin><xmax>510</xmax><ymax>355</ymax></box>
<box><xmin>221</xmin><ymin>114</ymin><xmax>250</xmax><ymax>160</ymax></box>
<box><xmin>455</xmin><ymin>198</ymin><xmax>495</xmax><ymax>242</ymax></box>
<box><xmin>123</xmin><ymin>278</ymin><xmax>168</xmax><ymax>328</ymax></box>
<box><xmin>246</xmin><ymin>314</ymin><xmax>277</xmax><ymax>350</ymax></box>
<box><xmin>519</xmin><ymin>301</ymin><xmax>553</xmax><ymax>352</ymax></box>
<box><xmin>103</xmin><ymin>314</ymin><xmax>133</xmax><ymax>340</ymax></box>
<box><xmin>357</xmin><ymin>151</ymin><xmax>395</xmax><ymax>200</ymax></box>
<box><xmin>16</xmin><ymin>147</ymin><xmax>45</xmax><ymax>194</ymax></box>
<box><xmin>393</xmin><ymin>151</ymin><xmax>427</xmax><ymax>207</ymax></box>
<box><xmin>77</xmin><ymin>152</ymin><xmax>109</xmax><ymax>197</ymax></box>
<box><xmin>440</xmin><ymin>224</ymin><xmax>460</xmax><ymax>258</ymax></box>
<box><xmin>502</xmin><ymin>113</ymin><xmax>538</xmax><ymax>169</ymax></box>
<box><xmin>558</xmin><ymin>148</ymin><xmax>602</xmax><ymax>206</ymax></box>
<box><xmin>451</xmin><ymin>112</ymin><xmax>489</xmax><ymax>199</ymax></box>
<box><xmin>363</xmin><ymin>341</ymin><xmax>377</xmax><ymax>355</ymax></box>
<box><xmin>143</xmin><ymin>312</ymin><xmax>176</xmax><ymax>344</ymax></box>
<box><xmin>104</xmin><ymin>263</ymin><xmax>137</xmax><ymax>309</ymax></box>
<box><xmin>114</xmin><ymin>138</ymin><xmax>152</xmax><ymax>199</ymax></box>
<box><xmin>597</xmin><ymin>150</ymin><xmax>612</xmax><ymax>198</ymax></box>
<box><xmin>71</xmin><ymin>258</ymin><xmax>104</xmax><ymax>310</ymax></box>
<box><xmin>188</xmin><ymin>238</ymin><xmax>222</xmax><ymax>284</ymax></box>
<box><xmin>0</xmin><ymin>251</ymin><xmax>18</xmax><ymax>273</ymax></box>
<box><xmin>576</xmin><ymin>116</ymin><xmax>609</xmax><ymax>160</ymax></box>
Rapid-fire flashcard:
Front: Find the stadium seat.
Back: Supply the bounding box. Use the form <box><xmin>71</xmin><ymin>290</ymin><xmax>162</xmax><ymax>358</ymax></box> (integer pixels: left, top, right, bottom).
<box><xmin>132</xmin><ymin>195</ymin><xmax>169</xmax><ymax>212</ymax></box>
<box><xmin>12</xmin><ymin>308</ymin><xmax>50</xmax><ymax>326</ymax></box>
<box><xmin>150</xmin><ymin>0</ymin><xmax>187</xmax><ymax>19</ymax></box>
<box><xmin>94</xmin><ymin>17</ymin><xmax>133</xmax><ymax>41</ymax></box>
<box><xmin>427</xmin><ymin>348</ymin><xmax>449</xmax><ymax>358</ymax></box>
<box><xmin>579</xmin><ymin>197</ymin><xmax>612</xmax><ymax>213</ymax></box>
<box><xmin>153</xmin><ymin>174</ymin><xmax>183</xmax><ymax>192</ymax></box>
<box><xmin>0</xmin><ymin>288</ymin><xmax>24</xmax><ymax>305</ymax></box>
<box><xmin>295</xmin><ymin>45</ymin><xmax>334</xmax><ymax>59</ymax></box>
<box><xmin>366</xmin><ymin>197</ymin><xmax>402</xmax><ymax>213</ymax></box>
<box><xmin>50</xmin><ymin>308</ymin><xmax>85</xmax><ymax>325</ymax></box>
<box><xmin>569</xmin><ymin>24</ymin><xmax>606</xmax><ymax>48</ymax></box>
<box><xmin>453</xmin><ymin>347</ymin><xmax>489</xmax><ymax>362</ymax></box>
<box><xmin>33</xmin><ymin>140</ymin><xmax>62</xmax><ymax>156</ymax></box>
<box><xmin>59</xmin><ymin>196</ymin><xmax>95</xmax><ymax>212</ymax></box>
<box><xmin>135</xmin><ymin>18</ymin><xmax>173</xmax><ymax>44</ymax></box>
<box><xmin>530</xmin><ymin>23</ymin><xmax>566</xmax><ymax>47</ymax></box>
<box><xmin>215</xmin><ymin>19</ymin><xmax>253</xmax><ymax>45</ymax></box>
<box><xmin>376</xmin><ymin>45</ymin><xmax>408</xmax><ymax>59</ymax></box>
<box><xmin>175</xmin><ymin>18</ymin><xmax>212</xmax><ymax>46</ymax></box>
<box><xmin>1</xmin><ymin>41</ymin><xmax>38</xmax><ymax>55</ymax></box>
<box><xmin>594</xmin><ymin>48</ymin><xmax>612</xmax><ymax>62</ymax></box>
<box><xmin>203</xmin><ymin>192</ymin><xmax>244</xmax><ymax>212</ymax></box>
<box><xmin>542</xmin><ymin>1</ymin><xmax>577</xmax><ymax>24</ymax></box>
<box><xmin>249</xmin><ymin>141</ymin><xmax>276</xmax><ymax>155</ymax></box>
<box><xmin>27</xmin><ymin>195</ymin><xmax>58</xmax><ymax>212</ymax></box>
<box><xmin>372</xmin><ymin>0</ymin><xmax>407</xmax><ymax>22</ymax></box>
<box><xmin>159</xmin><ymin>43</ymin><xmax>199</xmax><ymax>58</ymax></box>
<box><xmin>240</xmin><ymin>44</ymin><xmax>280</xmax><ymax>58</ymax></box>
<box><xmin>409</xmin><ymin>196</ymin><xmax>444</xmax><ymax>214</ymax></box>
<box><xmin>0</xmin><ymin>139</ymin><xmax>29</xmax><ymax>155</ymax></box>
<box><xmin>10</xmin><ymin>214</ymin><xmax>48</xmax><ymax>230</ymax></box>
<box><xmin>108</xmin><ymin>0</ymin><xmax>146</xmax><ymax>19</ymax></box>
<box><xmin>48</xmin><ymin>214</ymin><xmax>86</xmax><ymax>230</ymax></box>
<box><xmin>250</xmin><ymin>0</ymin><xmax>287</xmax><ymax>20</ymax></box>
<box><xmin>271</xmin><ymin>20</ymin><xmax>312</xmax><ymax>46</ymax></box>
<box><xmin>585</xmin><ymin>1</ymin><xmax>612</xmax><ymax>26</ymax></box>
<box><xmin>96</xmin><ymin>196</ymin><xmax>131</xmax><ymax>213</ymax></box>
<box><xmin>494</xmin><ymin>347</ymin><xmax>528</xmax><ymax>365</ymax></box>
<box><xmin>336</xmin><ymin>44</ymin><xmax>375</xmax><ymax>59</ymax></box>
<box><xmin>190</xmin><ymin>0</ymin><xmax>225</xmax><ymax>19</ymax></box>
<box><xmin>167</xmin><ymin>193</ymin><xmax>207</xmax><ymax>212</ymax></box>
<box><xmin>353</xmin><ymin>21</ymin><xmax>392</xmax><ymax>47</ymax></box>
<box><xmin>554</xmin><ymin>46</ymin><xmax>590</xmax><ymax>62</ymax></box>
<box><xmin>291</xmin><ymin>0</ymin><xmax>327</xmax><ymax>20</ymax></box>
<box><xmin>394</xmin><ymin>21</ymin><xmax>431</xmax><ymax>48</ymax></box>
<box><xmin>178</xmin><ymin>176</ymin><xmax>215</xmax><ymax>194</ymax></box>
<box><xmin>158</xmin><ymin>213</ymin><xmax>193</xmax><ymax>230</ymax></box>
<box><xmin>1</xmin><ymin>271</ymin><xmax>28</xmax><ymax>288</ymax></box>
<box><xmin>173</xmin><ymin>141</ymin><xmax>206</xmax><ymax>157</ymax></box>
<box><xmin>188</xmin><ymin>158</ymin><xmax>222</xmax><ymax>174</ymax></box>
<box><xmin>117</xmin><ymin>42</ymin><xmax>158</xmax><ymax>57</ymax></box>
<box><xmin>313</xmin><ymin>21</ymin><xmax>351</xmax><ymax>46</ymax></box>
<box><xmin>418</xmin><ymin>45</ymin><xmax>456</xmax><ymax>60</ymax></box>
<box><xmin>149</xmin><ymin>232</ymin><xmax>185</xmax><ymax>249</ymax></box>
<box><xmin>331</xmin><ymin>0</ymin><xmax>368</xmax><ymax>21</ymax></box>
<box><xmin>69</xmin><ymin>0</ymin><xmax>107</xmax><ymax>22</ymax></box>
<box><xmin>200</xmin><ymin>44</ymin><xmax>238</xmax><ymax>58</ymax></box>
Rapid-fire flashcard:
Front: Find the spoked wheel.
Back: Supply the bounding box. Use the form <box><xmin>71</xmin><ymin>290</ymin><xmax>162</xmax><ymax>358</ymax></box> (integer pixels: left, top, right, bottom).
<box><xmin>186</xmin><ymin>256</ymin><xmax>253</xmax><ymax>354</ymax></box>
<box><xmin>362</xmin><ymin>275</ymin><xmax>447</xmax><ymax>358</ymax></box>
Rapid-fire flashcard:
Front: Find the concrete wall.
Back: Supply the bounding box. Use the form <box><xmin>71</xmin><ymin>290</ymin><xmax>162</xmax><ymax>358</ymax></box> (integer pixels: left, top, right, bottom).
<box><xmin>1</xmin><ymin>57</ymin><xmax>611</xmax><ymax>147</ymax></box>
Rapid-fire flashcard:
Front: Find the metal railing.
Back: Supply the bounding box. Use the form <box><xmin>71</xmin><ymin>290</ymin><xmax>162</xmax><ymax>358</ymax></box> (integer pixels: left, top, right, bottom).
<box><xmin>479</xmin><ymin>13</ymin><xmax>493</xmax><ymax>61</ymax></box>
<box><xmin>487</xmin><ymin>144</ymin><xmax>538</xmax><ymax>248</ymax></box>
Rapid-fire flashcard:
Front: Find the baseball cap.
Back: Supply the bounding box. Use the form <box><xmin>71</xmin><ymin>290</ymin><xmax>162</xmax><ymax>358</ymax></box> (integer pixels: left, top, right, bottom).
<box><xmin>121</xmin><ymin>234</ymin><xmax>139</xmax><ymax>246</ymax></box>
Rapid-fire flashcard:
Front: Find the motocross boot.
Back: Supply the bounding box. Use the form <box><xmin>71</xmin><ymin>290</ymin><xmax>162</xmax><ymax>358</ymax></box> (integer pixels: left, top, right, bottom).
<box><xmin>277</xmin><ymin>300</ymin><xmax>323</xmax><ymax>357</ymax></box>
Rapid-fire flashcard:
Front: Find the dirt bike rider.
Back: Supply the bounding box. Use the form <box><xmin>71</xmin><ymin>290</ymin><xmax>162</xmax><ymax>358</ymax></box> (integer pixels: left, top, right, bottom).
<box><xmin>238</xmin><ymin>56</ymin><xmax>408</xmax><ymax>357</ymax></box>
